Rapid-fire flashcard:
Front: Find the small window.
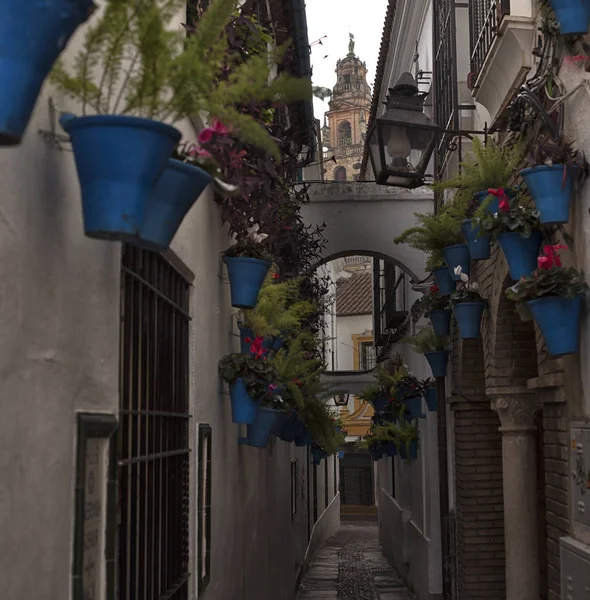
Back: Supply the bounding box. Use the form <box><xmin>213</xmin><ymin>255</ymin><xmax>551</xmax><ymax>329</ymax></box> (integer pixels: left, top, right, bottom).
<box><xmin>334</xmin><ymin>167</ymin><xmax>347</xmax><ymax>182</ymax></box>
<box><xmin>343</xmin><ymin>74</ymin><xmax>351</xmax><ymax>84</ymax></box>
<box><xmin>198</xmin><ymin>424</ymin><xmax>212</xmax><ymax>593</ymax></box>
<box><xmin>359</xmin><ymin>341</ymin><xmax>376</xmax><ymax>370</ymax></box>
<box><xmin>337</xmin><ymin>121</ymin><xmax>352</xmax><ymax>146</ymax></box>
<box><xmin>291</xmin><ymin>460</ymin><xmax>297</xmax><ymax>519</ymax></box>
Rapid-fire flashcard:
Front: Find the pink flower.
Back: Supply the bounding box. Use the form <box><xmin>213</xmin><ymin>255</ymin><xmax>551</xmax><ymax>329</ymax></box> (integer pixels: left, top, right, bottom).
<box><xmin>268</xmin><ymin>384</ymin><xmax>278</xmax><ymax>393</ymax></box>
<box><xmin>197</xmin><ymin>127</ymin><xmax>216</xmax><ymax>145</ymax></box>
<box><xmin>213</xmin><ymin>119</ymin><xmax>230</xmax><ymax>135</ymax></box>
<box><xmin>499</xmin><ymin>197</ymin><xmax>510</xmax><ymax>212</ymax></box>
<box><xmin>189</xmin><ymin>145</ymin><xmax>212</xmax><ymax>159</ymax></box>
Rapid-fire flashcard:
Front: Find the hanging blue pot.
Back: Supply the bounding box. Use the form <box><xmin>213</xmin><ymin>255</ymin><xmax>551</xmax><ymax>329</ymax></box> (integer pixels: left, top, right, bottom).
<box><xmin>497</xmin><ymin>230</ymin><xmax>543</xmax><ymax>281</ymax></box>
<box><xmin>520</xmin><ymin>164</ymin><xmax>575</xmax><ymax>225</ymax></box>
<box><xmin>137</xmin><ymin>159</ymin><xmax>212</xmax><ymax>251</ymax></box>
<box><xmin>224</xmin><ymin>256</ymin><xmax>272</xmax><ymax>309</ymax></box>
<box><xmin>527</xmin><ymin>294</ymin><xmax>583</xmax><ymax>356</ymax></box>
<box><xmin>229</xmin><ymin>378</ymin><xmax>260</xmax><ymax>425</ymax></box>
<box><xmin>244</xmin><ymin>407</ymin><xmax>280</xmax><ymax>448</ymax></box>
<box><xmin>0</xmin><ymin>0</ymin><xmax>95</xmax><ymax>144</ymax></box>
<box><xmin>370</xmin><ymin>447</ymin><xmax>384</xmax><ymax>461</ymax></box>
<box><xmin>371</xmin><ymin>396</ymin><xmax>389</xmax><ymax>412</ymax></box>
<box><xmin>61</xmin><ymin>114</ymin><xmax>181</xmax><ymax>240</ymax></box>
<box><xmin>474</xmin><ymin>190</ymin><xmax>499</xmax><ymax>215</ymax></box>
<box><xmin>385</xmin><ymin>442</ymin><xmax>397</xmax><ymax>458</ymax></box>
<box><xmin>294</xmin><ymin>428</ymin><xmax>314</xmax><ymax>447</ymax></box>
<box><xmin>428</xmin><ymin>309</ymin><xmax>452</xmax><ymax>337</ymax></box>
<box><xmin>462</xmin><ymin>219</ymin><xmax>491</xmax><ymax>260</ymax></box>
<box><xmin>453</xmin><ymin>301</ymin><xmax>486</xmax><ymax>339</ymax></box>
<box><xmin>424</xmin><ymin>350</ymin><xmax>449</xmax><ymax>378</ymax></box>
<box><xmin>398</xmin><ymin>440</ymin><xmax>419</xmax><ymax>461</ymax></box>
<box><xmin>404</xmin><ymin>395</ymin><xmax>424</xmax><ymax>419</ymax></box>
<box><xmin>311</xmin><ymin>447</ymin><xmax>323</xmax><ymax>465</ymax></box>
<box><xmin>338</xmin><ymin>450</ymin><xmax>345</xmax><ymax>459</ymax></box>
<box><xmin>423</xmin><ymin>387</ymin><xmax>437</xmax><ymax>412</ymax></box>
<box><xmin>280</xmin><ymin>414</ymin><xmax>305</xmax><ymax>443</ymax></box>
<box><xmin>433</xmin><ymin>267</ymin><xmax>456</xmax><ymax>295</ymax></box>
<box><xmin>443</xmin><ymin>244</ymin><xmax>471</xmax><ymax>280</ymax></box>
<box><xmin>549</xmin><ymin>0</ymin><xmax>590</xmax><ymax>34</ymax></box>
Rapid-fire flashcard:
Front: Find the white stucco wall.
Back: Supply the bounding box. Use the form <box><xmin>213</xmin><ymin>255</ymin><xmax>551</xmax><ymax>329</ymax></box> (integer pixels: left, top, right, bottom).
<box><xmin>335</xmin><ymin>313</ymin><xmax>373</xmax><ymax>371</ymax></box>
<box><xmin>0</xmin><ymin>8</ymin><xmax>339</xmax><ymax>600</ymax></box>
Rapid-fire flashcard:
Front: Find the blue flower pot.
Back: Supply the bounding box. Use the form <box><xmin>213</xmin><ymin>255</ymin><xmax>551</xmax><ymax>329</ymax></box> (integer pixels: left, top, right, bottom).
<box><xmin>385</xmin><ymin>442</ymin><xmax>397</xmax><ymax>458</ymax></box>
<box><xmin>429</xmin><ymin>309</ymin><xmax>452</xmax><ymax>337</ymax></box>
<box><xmin>224</xmin><ymin>256</ymin><xmax>271</xmax><ymax>309</ymax></box>
<box><xmin>0</xmin><ymin>0</ymin><xmax>95</xmax><ymax>144</ymax></box>
<box><xmin>245</xmin><ymin>407</ymin><xmax>280</xmax><ymax>448</ymax></box>
<box><xmin>474</xmin><ymin>190</ymin><xmax>499</xmax><ymax>215</ymax></box>
<box><xmin>312</xmin><ymin>447</ymin><xmax>323</xmax><ymax>465</ymax></box>
<box><xmin>338</xmin><ymin>450</ymin><xmax>345</xmax><ymax>459</ymax></box>
<box><xmin>370</xmin><ymin>447</ymin><xmax>384</xmax><ymax>461</ymax></box>
<box><xmin>281</xmin><ymin>414</ymin><xmax>305</xmax><ymax>443</ymax></box>
<box><xmin>404</xmin><ymin>395</ymin><xmax>424</xmax><ymax>419</ymax></box>
<box><xmin>549</xmin><ymin>0</ymin><xmax>590</xmax><ymax>34</ymax></box>
<box><xmin>229</xmin><ymin>378</ymin><xmax>260</xmax><ymax>425</ymax></box>
<box><xmin>61</xmin><ymin>114</ymin><xmax>181</xmax><ymax>240</ymax></box>
<box><xmin>462</xmin><ymin>219</ymin><xmax>491</xmax><ymax>260</ymax></box>
<box><xmin>137</xmin><ymin>159</ymin><xmax>212</xmax><ymax>251</ymax></box>
<box><xmin>423</xmin><ymin>387</ymin><xmax>437</xmax><ymax>412</ymax></box>
<box><xmin>294</xmin><ymin>428</ymin><xmax>314</xmax><ymax>447</ymax></box>
<box><xmin>527</xmin><ymin>294</ymin><xmax>583</xmax><ymax>356</ymax></box>
<box><xmin>398</xmin><ymin>440</ymin><xmax>418</xmax><ymax>461</ymax></box>
<box><xmin>433</xmin><ymin>267</ymin><xmax>456</xmax><ymax>296</ymax></box>
<box><xmin>497</xmin><ymin>230</ymin><xmax>543</xmax><ymax>281</ymax></box>
<box><xmin>520</xmin><ymin>164</ymin><xmax>575</xmax><ymax>225</ymax></box>
<box><xmin>443</xmin><ymin>244</ymin><xmax>471</xmax><ymax>280</ymax></box>
<box><xmin>453</xmin><ymin>301</ymin><xmax>486</xmax><ymax>339</ymax></box>
<box><xmin>424</xmin><ymin>350</ymin><xmax>449</xmax><ymax>378</ymax></box>
<box><xmin>371</xmin><ymin>396</ymin><xmax>389</xmax><ymax>412</ymax></box>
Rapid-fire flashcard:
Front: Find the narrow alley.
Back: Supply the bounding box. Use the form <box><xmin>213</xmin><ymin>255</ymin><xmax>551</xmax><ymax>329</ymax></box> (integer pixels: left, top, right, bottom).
<box><xmin>297</xmin><ymin>523</ymin><xmax>413</xmax><ymax>600</ymax></box>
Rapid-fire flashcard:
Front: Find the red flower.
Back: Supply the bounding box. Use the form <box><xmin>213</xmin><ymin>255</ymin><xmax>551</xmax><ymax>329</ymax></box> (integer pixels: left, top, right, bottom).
<box><xmin>197</xmin><ymin>127</ymin><xmax>215</xmax><ymax>145</ymax></box>
<box><xmin>248</xmin><ymin>336</ymin><xmax>267</xmax><ymax>359</ymax></box>
<box><xmin>429</xmin><ymin>285</ymin><xmax>439</xmax><ymax>294</ymax></box>
<box><xmin>272</xmin><ymin>273</ymin><xmax>280</xmax><ymax>279</ymax></box>
<box><xmin>212</xmin><ymin>119</ymin><xmax>230</xmax><ymax>135</ymax></box>
<box><xmin>499</xmin><ymin>197</ymin><xmax>511</xmax><ymax>212</ymax></box>
<box><xmin>537</xmin><ymin>244</ymin><xmax>566</xmax><ymax>270</ymax></box>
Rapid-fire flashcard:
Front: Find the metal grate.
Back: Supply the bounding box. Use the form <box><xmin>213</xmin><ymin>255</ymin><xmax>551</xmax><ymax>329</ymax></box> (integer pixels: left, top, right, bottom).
<box><xmin>359</xmin><ymin>342</ymin><xmax>376</xmax><ymax>371</ymax></box>
<box><xmin>118</xmin><ymin>245</ymin><xmax>191</xmax><ymax>600</ymax></box>
<box><xmin>469</xmin><ymin>0</ymin><xmax>510</xmax><ymax>82</ymax></box>
<box><xmin>341</xmin><ymin>466</ymin><xmax>374</xmax><ymax>506</ymax></box>
<box><xmin>433</xmin><ymin>0</ymin><xmax>458</xmax><ymax>171</ymax></box>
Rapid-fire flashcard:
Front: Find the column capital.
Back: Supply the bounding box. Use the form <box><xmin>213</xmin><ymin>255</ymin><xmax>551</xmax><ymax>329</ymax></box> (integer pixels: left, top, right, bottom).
<box><xmin>490</xmin><ymin>392</ymin><xmax>537</xmax><ymax>434</ymax></box>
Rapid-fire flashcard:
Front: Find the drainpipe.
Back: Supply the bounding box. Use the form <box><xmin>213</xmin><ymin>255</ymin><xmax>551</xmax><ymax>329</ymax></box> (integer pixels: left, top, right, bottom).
<box><xmin>290</xmin><ymin>0</ymin><xmax>316</xmax><ymax>161</ymax></box>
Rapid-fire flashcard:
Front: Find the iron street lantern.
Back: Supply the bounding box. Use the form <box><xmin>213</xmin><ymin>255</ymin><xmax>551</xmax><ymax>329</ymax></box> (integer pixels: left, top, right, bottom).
<box><xmin>334</xmin><ymin>392</ymin><xmax>350</xmax><ymax>407</ymax></box>
<box><xmin>367</xmin><ymin>72</ymin><xmax>438</xmax><ymax>188</ymax></box>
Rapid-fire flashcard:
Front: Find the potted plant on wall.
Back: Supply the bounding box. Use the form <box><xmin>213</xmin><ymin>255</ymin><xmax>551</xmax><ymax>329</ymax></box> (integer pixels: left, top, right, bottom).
<box><xmin>394</xmin><ymin>211</ymin><xmax>463</xmax><ymax>288</ymax></box>
<box><xmin>421</xmin><ymin>378</ymin><xmax>437</xmax><ymax>412</ymax></box>
<box><xmin>359</xmin><ymin>383</ymin><xmax>388</xmax><ymax>412</ymax></box>
<box><xmin>218</xmin><ymin>336</ymin><xmax>277</xmax><ymax>424</ymax></box>
<box><xmin>505</xmin><ymin>244</ymin><xmax>588</xmax><ymax>356</ymax></box>
<box><xmin>50</xmin><ymin>0</ymin><xmax>311</xmax><ymax>245</ymax></box>
<box><xmin>477</xmin><ymin>189</ymin><xmax>543</xmax><ymax>280</ymax></box>
<box><xmin>422</xmin><ymin>284</ymin><xmax>452</xmax><ymax>336</ymax></box>
<box><xmin>224</xmin><ymin>223</ymin><xmax>273</xmax><ymax>308</ymax></box>
<box><xmin>520</xmin><ymin>132</ymin><xmax>588</xmax><ymax>225</ymax></box>
<box><xmin>401</xmin><ymin>327</ymin><xmax>450</xmax><ymax>378</ymax></box>
<box><xmin>451</xmin><ymin>266</ymin><xmax>487</xmax><ymax>339</ymax></box>
<box><xmin>241</xmin><ymin>385</ymin><xmax>285</xmax><ymax>448</ymax></box>
<box><xmin>545</xmin><ymin>0</ymin><xmax>590</xmax><ymax>35</ymax></box>
<box><xmin>0</xmin><ymin>0</ymin><xmax>95</xmax><ymax>144</ymax></box>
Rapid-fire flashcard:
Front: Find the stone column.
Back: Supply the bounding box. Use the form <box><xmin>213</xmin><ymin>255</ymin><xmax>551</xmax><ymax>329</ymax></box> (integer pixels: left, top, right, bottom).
<box><xmin>491</xmin><ymin>390</ymin><xmax>540</xmax><ymax>600</ymax></box>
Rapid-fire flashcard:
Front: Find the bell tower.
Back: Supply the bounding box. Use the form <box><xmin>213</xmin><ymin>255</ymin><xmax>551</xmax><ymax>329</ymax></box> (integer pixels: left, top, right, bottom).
<box><xmin>322</xmin><ymin>34</ymin><xmax>372</xmax><ymax>182</ymax></box>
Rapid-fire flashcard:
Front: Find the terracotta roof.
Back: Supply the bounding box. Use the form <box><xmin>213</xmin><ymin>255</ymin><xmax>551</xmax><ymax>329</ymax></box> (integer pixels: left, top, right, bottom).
<box><xmin>336</xmin><ymin>271</ymin><xmax>373</xmax><ymax>316</ymax></box>
<box><xmin>359</xmin><ymin>0</ymin><xmax>398</xmax><ymax>180</ymax></box>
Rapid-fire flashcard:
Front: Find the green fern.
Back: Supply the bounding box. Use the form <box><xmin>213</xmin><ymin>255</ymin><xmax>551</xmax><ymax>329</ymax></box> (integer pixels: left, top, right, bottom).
<box><xmin>400</xmin><ymin>327</ymin><xmax>448</xmax><ymax>353</ymax></box>
<box><xmin>49</xmin><ymin>0</ymin><xmax>311</xmax><ymax>156</ymax></box>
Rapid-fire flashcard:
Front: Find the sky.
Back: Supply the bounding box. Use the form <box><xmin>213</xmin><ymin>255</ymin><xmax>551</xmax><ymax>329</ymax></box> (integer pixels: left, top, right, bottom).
<box><xmin>304</xmin><ymin>0</ymin><xmax>389</xmax><ymax>122</ymax></box>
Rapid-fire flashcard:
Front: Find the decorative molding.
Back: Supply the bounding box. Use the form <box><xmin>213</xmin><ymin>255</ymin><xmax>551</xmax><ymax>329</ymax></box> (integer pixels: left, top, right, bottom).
<box><xmin>491</xmin><ymin>394</ymin><xmax>537</xmax><ymax>434</ymax></box>
<box><xmin>527</xmin><ymin>372</ymin><xmax>565</xmax><ymax>390</ymax></box>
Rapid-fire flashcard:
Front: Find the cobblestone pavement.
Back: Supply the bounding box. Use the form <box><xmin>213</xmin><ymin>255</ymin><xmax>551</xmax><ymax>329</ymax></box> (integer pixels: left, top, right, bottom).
<box><xmin>296</xmin><ymin>523</ymin><xmax>413</xmax><ymax>600</ymax></box>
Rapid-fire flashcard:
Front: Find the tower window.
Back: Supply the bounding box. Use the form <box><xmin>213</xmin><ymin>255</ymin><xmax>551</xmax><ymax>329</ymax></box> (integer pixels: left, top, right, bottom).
<box><xmin>334</xmin><ymin>167</ymin><xmax>347</xmax><ymax>181</ymax></box>
<box><xmin>337</xmin><ymin>121</ymin><xmax>352</xmax><ymax>146</ymax></box>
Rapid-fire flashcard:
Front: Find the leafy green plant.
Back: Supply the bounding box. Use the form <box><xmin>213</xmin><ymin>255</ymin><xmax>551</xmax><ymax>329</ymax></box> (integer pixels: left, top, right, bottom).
<box><xmin>434</xmin><ymin>138</ymin><xmax>524</xmax><ymax>218</ymax></box>
<box><xmin>400</xmin><ymin>327</ymin><xmax>449</xmax><ymax>353</ymax></box>
<box><xmin>450</xmin><ymin>266</ymin><xmax>486</xmax><ymax>304</ymax></box>
<box><xmin>505</xmin><ymin>244</ymin><xmax>588</xmax><ymax>302</ymax></box>
<box><xmin>50</xmin><ymin>0</ymin><xmax>311</xmax><ymax>156</ymax></box>
<box><xmin>394</xmin><ymin>211</ymin><xmax>464</xmax><ymax>271</ymax></box>
<box><xmin>358</xmin><ymin>384</ymin><xmax>384</xmax><ymax>404</ymax></box>
<box><xmin>240</xmin><ymin>275</ymin><xmax>316</xmax><ymax>337</ymax></box>
<box><xmin>478</xmin><ymin>190</ymin><xmax>542</xmax><ymax>239</ymax></box>
<box><xmin>218</xmin><ymin>352</ymin><xmax>277</xmax><ymax>398</ymax></box>
<box><xmin>419</xmin><ymin>286</ymin><xmax>451</xmax><ymax>313</ymax></box>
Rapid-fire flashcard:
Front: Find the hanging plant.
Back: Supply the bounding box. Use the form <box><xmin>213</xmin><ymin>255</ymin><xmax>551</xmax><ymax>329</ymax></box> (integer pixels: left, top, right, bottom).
<box><xmin>505</xmin><ymin>244</ymin><xmax>588</xmax><ymax>356</ymax></box>
<box><xmin>451</xmin><ymin>266</ymin><xmax>487</xmax><ymax>339</ymax></box>
<box><xmin>400</xmin><ymin>328</ymin><xmax>450</xmax><ymax>378</ymax></box>
<box><xmin>420</xmin><ymin>286</ymin><xmax>452</xmax><ymax>337</ymax></box>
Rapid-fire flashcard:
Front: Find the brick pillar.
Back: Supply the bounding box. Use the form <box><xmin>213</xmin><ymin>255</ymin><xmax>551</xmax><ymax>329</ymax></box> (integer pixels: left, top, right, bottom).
<box><xmin>491</xmin><ymin>389</ymin><xmax>540</xmax><ymax>600</ymax></box>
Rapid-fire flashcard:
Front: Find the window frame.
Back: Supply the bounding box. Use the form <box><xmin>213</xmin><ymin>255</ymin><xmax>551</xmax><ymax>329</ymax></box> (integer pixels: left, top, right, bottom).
<box><xmin>197</xmin><ymin>424</ymin><xmax>212</xmax><ymax>594</ymax></box>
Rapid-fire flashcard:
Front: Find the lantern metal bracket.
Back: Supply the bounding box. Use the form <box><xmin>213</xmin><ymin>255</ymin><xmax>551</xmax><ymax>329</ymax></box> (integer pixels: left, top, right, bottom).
<box><xmin>37</xmin><ymin>97</ymin><xmax>72</xmax><ymax>152</ymax></box>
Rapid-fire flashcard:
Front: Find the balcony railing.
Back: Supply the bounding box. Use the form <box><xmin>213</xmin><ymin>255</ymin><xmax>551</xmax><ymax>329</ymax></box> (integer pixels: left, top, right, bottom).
<box><xmin>323</xmin><ymin>143</ymin><xmax>364</xmax><ymax>161</ymax></box>
<box><xmin>434</xmin><ymin>0</ymin><xmax>459</xmax><ymax>172</ymax></box>
<box><xmin>338</xmin><ymin>137</ymin><xmax>352</xmax><ymax>147</ymax></box>
<box><xmin>373</xmin><ymin>260</ymin><xmax>408</xmax><ymax>347</ymax></box>
<box><xmin>469</xmin><ymin>0</ymin><xmax>510</xmax><ymax>81</ymax></box>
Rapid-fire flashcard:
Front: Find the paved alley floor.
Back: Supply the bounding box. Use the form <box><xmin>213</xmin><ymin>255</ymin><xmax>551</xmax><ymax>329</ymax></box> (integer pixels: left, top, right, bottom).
<box><xmin>296</xmin><ymin>523</ymin><xmax>413</xmax><ymax>600</ymax></box>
